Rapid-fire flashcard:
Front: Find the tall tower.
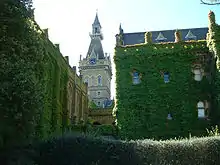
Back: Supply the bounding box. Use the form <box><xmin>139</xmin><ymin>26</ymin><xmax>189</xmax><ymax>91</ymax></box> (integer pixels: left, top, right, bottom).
<box><xmin>79</xmin><ymin>12</ymin><xmax>112</xmax><ymax>108</ymax></box>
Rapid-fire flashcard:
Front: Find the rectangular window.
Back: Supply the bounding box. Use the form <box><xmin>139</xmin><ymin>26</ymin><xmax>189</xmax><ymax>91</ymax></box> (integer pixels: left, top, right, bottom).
<box><xmin>164</xmin><ymin>72</ymin><xmax>169</xmax><ymax>83</ymax></box>
<box><xmin>198</xmin><ymin>109</ymin><xmax>205</xmax><ymax>118</ymax></box>
<box><xmin>133</xmin><ymin>71</ymin><xmax>140</xmax><ymax>85</ymax></box>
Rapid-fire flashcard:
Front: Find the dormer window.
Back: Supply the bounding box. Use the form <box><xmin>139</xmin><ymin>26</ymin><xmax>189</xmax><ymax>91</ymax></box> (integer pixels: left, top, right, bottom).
<box><xmin>185</xmin><ymin>30</ymin><xmax>197</xmax><ymax>40</ymax></box>
<box><xmin>163</xmin><ymin>72</ymin><xmax>170</xmax><ymax>83</ymax></box>
<box><xmin>155</xmin><ymin>32</ymin><xmax>167</xmax><ymax>42</ymax></box>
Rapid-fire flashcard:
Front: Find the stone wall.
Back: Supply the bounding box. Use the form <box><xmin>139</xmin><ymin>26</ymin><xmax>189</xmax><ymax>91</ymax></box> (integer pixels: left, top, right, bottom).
<box><xmin>89</xmin><ymin>108</ymin><xmax>115</xmax><ymax>124</ymax></box>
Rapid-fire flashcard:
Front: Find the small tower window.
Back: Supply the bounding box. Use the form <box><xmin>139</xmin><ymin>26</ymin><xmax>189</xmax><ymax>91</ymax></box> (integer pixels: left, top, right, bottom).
<box><xmin>197</xmin><ymin>101</ymin><xmax>205</xmax><ymax>118</ymax></box>
<box><xmin>95</xmin><ymin>27</ymin><xmax>98</xmax><ymax>33</ymax></box>
<box><xmin>131</xmin><ymin>69</ymin><xmax>141</xmax><ymax>85</ymax></box>
<box><xmin>164</xmin><ymin>72</ymin><xmax>170</xmax><ymax>83</ymax></box>
<box><xmin>98</xmin><ymin>101</ymin><xmax>100</xmax><ymax>106</ymax></box>
<box><xmin>98</xmin><ymin>75</ymin><xmax>102</xmax><ymax>86</ymax></box>
<box><xmin>97</xmin><ymin>91</ymin><xmax>101</xmax><ymax>96</ymax></box>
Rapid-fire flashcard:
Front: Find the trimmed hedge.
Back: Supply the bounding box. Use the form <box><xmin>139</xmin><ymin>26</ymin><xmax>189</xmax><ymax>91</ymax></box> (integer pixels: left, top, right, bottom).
<box><xmin>6</xmin><ymin>134</ymin><xmax>220</xmax><ymax>165</ymax></box>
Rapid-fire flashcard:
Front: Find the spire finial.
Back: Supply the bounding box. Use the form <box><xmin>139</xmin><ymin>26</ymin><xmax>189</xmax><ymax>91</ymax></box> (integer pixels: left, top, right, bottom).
<box><xmin>119</xmin><ymin>23</ymin><xmax>123</xmax><ymax>34</ymax></box>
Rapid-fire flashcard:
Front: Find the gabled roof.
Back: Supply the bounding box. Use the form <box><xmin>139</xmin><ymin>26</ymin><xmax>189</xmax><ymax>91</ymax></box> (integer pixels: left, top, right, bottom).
<box><xmin>86</xmin><ymin>38</ymin><xmax>105</xmax><ymax>59</ymax></box>
<box><xmin>121</xmin><ymin>27</ymin><xmax>208</xmax><ymax>45</ymax></box>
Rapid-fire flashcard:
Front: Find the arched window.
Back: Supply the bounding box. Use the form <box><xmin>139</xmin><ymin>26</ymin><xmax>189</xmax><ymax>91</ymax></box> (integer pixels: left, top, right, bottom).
<box><xmin>197</xmin><ymin>101</ymin><xmax>205</xmax><ymax>118</ymax></box>
<box><xmin>95</xmin><ymin>27</ymin><xmax>98</xmax><ymax>33</ymax></box>
<box><xmin>192</xmin><ymin>66</ymin><xmax>203</xmax><ymax>81</ymax></box>
<box><xmin>98</xmin><ymin>75</ymin><xmax>102</xmax><ymax>86</ymax></box>
<box><xmin>164</xmin><ymin>72</ymin><xmax>170</xmax><ymax>83</ymax></box>
<box><xmin>84</xmin><ymin>78</ymin><xmax>89</xmax><ymax>85</ymax></box>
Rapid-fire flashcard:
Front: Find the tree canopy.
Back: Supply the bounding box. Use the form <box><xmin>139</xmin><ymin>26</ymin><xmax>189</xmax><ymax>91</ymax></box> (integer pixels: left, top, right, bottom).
<box><xmin>201</xmin><ymin>0</ymin><xmax>220</xmax><ymax>5</ymax></box>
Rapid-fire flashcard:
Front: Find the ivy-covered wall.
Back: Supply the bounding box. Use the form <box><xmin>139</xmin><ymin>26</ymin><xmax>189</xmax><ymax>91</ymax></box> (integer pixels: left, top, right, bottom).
<box><xmin>114</xmin><ymin>12</ymin><xmax>219</xmax><ymax>140</ymax></box>
<box><xmin>37</xmin><ymin>33</ymin><xmax>88</xmax><ymax>138</ymax></box>
<box><xmin>0</xmin><ymin>0</ymin><xmax>88</xmax><ymax>148</ymax></box>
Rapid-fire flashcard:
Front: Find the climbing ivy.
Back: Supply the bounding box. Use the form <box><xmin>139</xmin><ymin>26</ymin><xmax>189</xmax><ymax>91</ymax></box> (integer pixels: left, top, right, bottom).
<box><xmin>114</xmin><ymin>40</ymin><xmax>214</xmax><ymax>140</ymax></box>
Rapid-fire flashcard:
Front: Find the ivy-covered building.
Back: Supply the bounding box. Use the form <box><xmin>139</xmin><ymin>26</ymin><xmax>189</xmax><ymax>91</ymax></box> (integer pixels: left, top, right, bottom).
<box><xmin>114</xmin><ymin>11</ymin><xmax>220</xmax><ymax>140</ymax></box>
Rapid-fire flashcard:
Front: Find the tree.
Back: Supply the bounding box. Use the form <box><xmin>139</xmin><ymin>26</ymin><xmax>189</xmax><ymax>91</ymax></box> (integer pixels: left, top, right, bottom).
<box><xmin>201</xmin><ymin>0</ymin><xmax>220</xmax><ymax>5</ymax></box>
<box><xmin>0</xmin><ymin>0</ymin><xmax>44</xmax><ymax>149</ymax></box>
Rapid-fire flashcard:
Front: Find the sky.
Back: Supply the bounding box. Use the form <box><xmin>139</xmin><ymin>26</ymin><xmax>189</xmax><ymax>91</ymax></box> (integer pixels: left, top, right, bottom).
<box><xmin>33</xmin><ymin>0</ymin><xmax>220</xmax><ymax>98</ymax></box>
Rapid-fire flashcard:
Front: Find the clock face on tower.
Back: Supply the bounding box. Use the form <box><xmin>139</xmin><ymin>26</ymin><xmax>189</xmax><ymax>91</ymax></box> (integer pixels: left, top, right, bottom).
<box><xmin>89</xmin><ymin>58</ymin><xmax>96</xmax><ymax>65</ymax></box>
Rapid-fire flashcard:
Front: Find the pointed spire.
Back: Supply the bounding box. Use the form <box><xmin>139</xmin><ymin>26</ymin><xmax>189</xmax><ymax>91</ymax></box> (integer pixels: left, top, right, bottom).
<box><xmin>119</xmin><ymin>23</ymin><xmax>124</xmax><ymax>34</ymax></box>
<box><xmin>93</xmin><ymin>10</ymin><xmax>101</xmax><ymax>27</ymax></box>
<box><xmin>90</xmin><ymin>10</ymin><xmax>103</xmax><ymax>40</ymax></box>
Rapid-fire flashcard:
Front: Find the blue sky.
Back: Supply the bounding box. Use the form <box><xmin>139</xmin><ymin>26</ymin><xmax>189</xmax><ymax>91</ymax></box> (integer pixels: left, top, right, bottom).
<box><xmin>33</xmin><ymin>0</ymin><xmax>220</xmax><ymax>97</ymax></box>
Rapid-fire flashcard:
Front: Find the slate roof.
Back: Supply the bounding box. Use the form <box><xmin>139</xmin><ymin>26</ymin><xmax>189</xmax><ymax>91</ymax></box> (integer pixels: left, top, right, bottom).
<box><xmin>122</xmin><ymin>27</ymin><xmax>208</xmax><ymax>45</ymax></box>
<box><xmin>86</xmin><ymin>38</ymin><xmax>105</xmax><ymax>59</ymax></box>
<box><xmin>93</xmin><ymin>13</ymin><xmax>101</xmax><ymax>27</ymax></box>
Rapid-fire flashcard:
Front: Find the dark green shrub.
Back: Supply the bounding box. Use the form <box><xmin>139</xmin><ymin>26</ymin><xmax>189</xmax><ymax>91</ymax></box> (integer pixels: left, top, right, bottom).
<box><xmin>31</xmin><ymin>134</ymin><xmax>140</xmax><ymax>165</ymax></box>
<box><xmin>8</xmin><ymin>134</ymin><xmax>220</xmax><ymax>165</ymax></box>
